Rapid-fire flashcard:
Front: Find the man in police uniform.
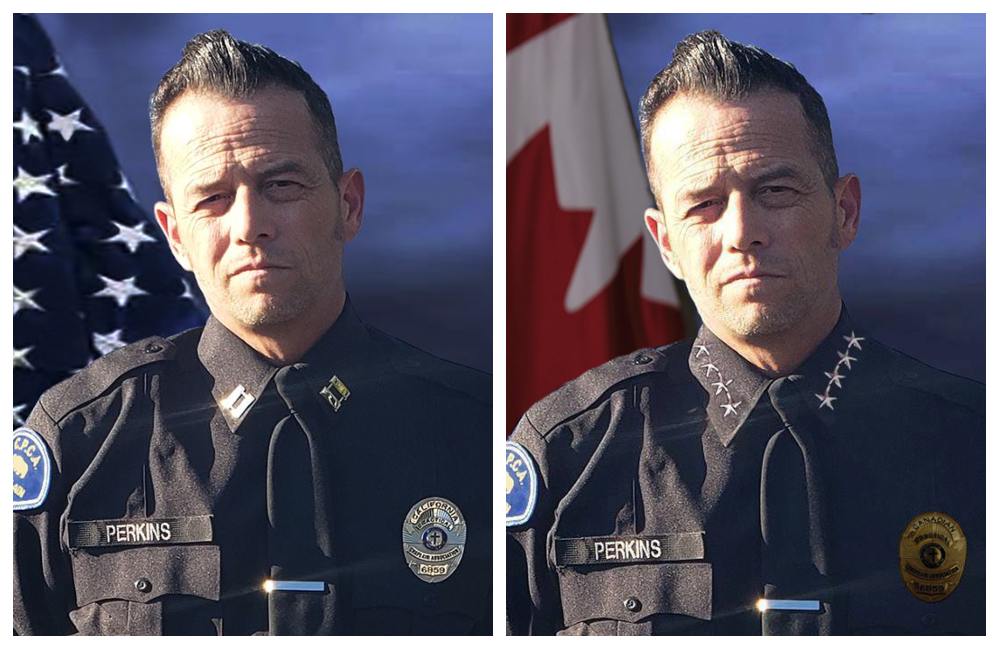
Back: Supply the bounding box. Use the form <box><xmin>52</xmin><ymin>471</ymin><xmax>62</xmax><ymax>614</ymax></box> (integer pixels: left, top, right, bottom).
<box><xmin>506</xmin><ymin>31</ymin><xmax>984</xmax><ymax>635</ymax></box>
<box><xmin>14</xmin><ymin>30</ymin><xmax>491</xmax><ymax>635</ymax></box>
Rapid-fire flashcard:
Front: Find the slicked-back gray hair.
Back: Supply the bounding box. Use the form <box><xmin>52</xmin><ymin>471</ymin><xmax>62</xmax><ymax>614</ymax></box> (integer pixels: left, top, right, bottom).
<box><xmin>639</xmin><ymin>30</ymin><xmax>839</xmax><ymax>194</ymax></box>
<box><xmin>150</xmin><ymin>29</ymin><xmax>343</xmax><ymax>192</ymax></box>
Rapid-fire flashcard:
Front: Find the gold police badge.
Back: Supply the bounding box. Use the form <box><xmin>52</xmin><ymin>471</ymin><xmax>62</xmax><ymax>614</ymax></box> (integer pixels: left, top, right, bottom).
<box><xmin>898</xmin><ymin>511</ymin><xmax>967</xmax><ymax>603</ymax></box>
<box><xmin>402</xmin><ymin>497</ymin><xmax>466</xmax><ymax>583</ymax></box>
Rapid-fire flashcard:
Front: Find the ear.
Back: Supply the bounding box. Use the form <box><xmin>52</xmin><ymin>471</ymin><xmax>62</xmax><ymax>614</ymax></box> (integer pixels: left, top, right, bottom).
<box><xmin>337</xmin><ymin>168</ymin><xmax>365</xmax><ymax>241</ymax></box>
<box><xmin>644</xmin><ymin>207</ymin><xmax>684</xmax><ymax>280</ymax></box>
<box><xmin>832</xmin><ymin>174</ymin><xmax>861</xmax><ymax>250</ymax></box>
<box><xmin>154</xmin><ymin>200</ymin><xmax>192</xmax><ymax>271</ymax></box>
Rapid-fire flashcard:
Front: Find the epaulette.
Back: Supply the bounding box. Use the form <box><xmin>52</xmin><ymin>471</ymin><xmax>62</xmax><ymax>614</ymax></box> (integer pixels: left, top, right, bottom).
<box><xmin>525</xmin><ymin>340</ymin><xmax>691</xmax><ymax>437</ymax></box>
<box><xmin>39</xmin><ymin>336</ymin><xmax>177</xmax><ymax>423</ymax></box>
<box><xmin>887</xmin><ymin>344</ymin><xmax>985</xmax><ymax>416</ymax></box>
<box><xmin>369</xmin><ymin>327</ymin><xmax>490</xmax><ymax>404</ymax></box>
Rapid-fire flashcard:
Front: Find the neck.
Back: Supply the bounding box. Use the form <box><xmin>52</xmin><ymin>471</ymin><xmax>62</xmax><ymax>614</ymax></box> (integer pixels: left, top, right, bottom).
<box><xmin>709</xmin><ymin>297</ymin><xmax>842</xmax><ymax>377</ymax></box>
<box><xmin>217</xmin><ymin>289</ymin><xmax>346</xmax><ymax>365</ymax></box>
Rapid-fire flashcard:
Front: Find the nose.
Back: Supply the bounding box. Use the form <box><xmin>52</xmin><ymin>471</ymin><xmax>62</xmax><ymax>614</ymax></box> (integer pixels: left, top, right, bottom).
<box><xmin>720</xmin><ymin>192</ymin><xmax>770</xmax><ymax>252</ymax></box>
<box><xmin>229</xmin><ymin>187</ymin><xmax>275</xmax><ymax>245</ymax></box>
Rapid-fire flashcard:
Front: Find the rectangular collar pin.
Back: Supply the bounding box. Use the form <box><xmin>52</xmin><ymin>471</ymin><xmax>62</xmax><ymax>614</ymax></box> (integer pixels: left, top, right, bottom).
<box><xmin>319</xmin><ymin>375</ymin><xmax>350</xmax><ymax>412</ymax></box>
<box><xmin>221</xmin><ymin>384</ymin><xmax>255</xmax><ymax>419</ymax></box>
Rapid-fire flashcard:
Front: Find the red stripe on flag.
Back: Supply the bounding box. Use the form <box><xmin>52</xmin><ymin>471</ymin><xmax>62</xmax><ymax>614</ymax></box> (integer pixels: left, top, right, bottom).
<box><xmin>507</xmin><ymin>14</ymin><xmax>575</xmax><ymax>52</ymax></box>
<box><xmin>507</xmin><ymin>128</ymin><xmax>685</xmax><ymax>433</ymax></box>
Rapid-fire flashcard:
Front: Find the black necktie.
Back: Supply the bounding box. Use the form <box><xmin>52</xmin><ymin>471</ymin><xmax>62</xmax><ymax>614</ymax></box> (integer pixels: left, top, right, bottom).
<box><xmin>266</xmin><ymin>364</ymin><xmax>341</xmax><ymax>634</ymax></box>
<box><xmin>760</xmin><ymin>376</ymin><xmax>840</xmax><ymax>635</ymax></box>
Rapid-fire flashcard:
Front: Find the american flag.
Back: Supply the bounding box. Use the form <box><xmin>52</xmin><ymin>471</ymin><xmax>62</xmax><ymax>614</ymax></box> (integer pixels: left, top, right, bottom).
<box><xmin>13</xmin><ymin>14</ymin><xmax>207</xmax><ymax>427</ymax></box>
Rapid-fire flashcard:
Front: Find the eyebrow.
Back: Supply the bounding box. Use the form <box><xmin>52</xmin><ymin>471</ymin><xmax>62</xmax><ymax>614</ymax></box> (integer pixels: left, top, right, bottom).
<box><xmin>256</xmin><ymin>160</ymin><xmax>311</xmax><ymax>179</ymax></box>
<box><xmin>184</xmin><ymin>160</ymin><xmax>313</xmax><ymax>198</ymax></box>
<box><xmin>748</xmin><ymin>164</ymin><xmax>809</xmax><ymax>186</ymax></box>
<box><xmin>676</xmin><ymin>163</ymin><xmax>809</xmax><ymax>205</ymax></box>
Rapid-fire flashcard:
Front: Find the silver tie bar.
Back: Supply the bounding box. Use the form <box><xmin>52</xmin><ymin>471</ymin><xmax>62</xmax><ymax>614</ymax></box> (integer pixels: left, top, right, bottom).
<box><xmin>263</xmin><ymin>580</ymin><xmax>326</xmax><ymax>593</ymax></box>
<box><xmin>756</xmin><ymin>598</ymin><xmax>822</xmax><ymax>612</ymax></box>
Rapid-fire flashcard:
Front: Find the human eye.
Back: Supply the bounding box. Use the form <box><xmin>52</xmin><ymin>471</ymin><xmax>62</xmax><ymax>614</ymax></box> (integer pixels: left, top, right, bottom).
<box><xmin>756</xmin><ymin>185</ymin><xmax>799</xmax><ymax>207</ymax></box>
<box><xmin>264</xmin><ymin>179</ymin><xmax>306</xmax><ymax>201</ymax></box>
<box><xmin>194</xmin><ymin>192</ymin><xmax>231</xmax><ymax>212</ymax></box>
<box><xmin>684</xmin><ymin>197</ymin><xmax>724</xmax><ymax>220</ymax></box>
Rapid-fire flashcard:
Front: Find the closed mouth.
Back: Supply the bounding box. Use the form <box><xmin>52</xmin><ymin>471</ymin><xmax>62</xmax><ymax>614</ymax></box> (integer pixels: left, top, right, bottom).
<box><xmin>232</xmin><ymin>264</ymin><xmax>289</xmax><ymax>276</ymax></box>
<box><xmin>724</xmin><ymin>271</ymin><xmax>784</xmax><ymax>285</ymax></box>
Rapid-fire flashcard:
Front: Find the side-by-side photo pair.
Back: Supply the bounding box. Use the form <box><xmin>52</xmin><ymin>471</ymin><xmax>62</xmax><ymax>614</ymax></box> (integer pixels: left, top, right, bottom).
<box><xmin>11</xmin><ymin>11</ymin><xmax>985</xmax><ymax>637</ymax></box>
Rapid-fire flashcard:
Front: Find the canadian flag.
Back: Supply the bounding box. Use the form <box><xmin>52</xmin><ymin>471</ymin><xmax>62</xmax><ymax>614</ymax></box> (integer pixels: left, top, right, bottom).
<box><xmin>507</xmin><ymin>14</ymin><xmax>687</xmax><ymax>432</ymax></box>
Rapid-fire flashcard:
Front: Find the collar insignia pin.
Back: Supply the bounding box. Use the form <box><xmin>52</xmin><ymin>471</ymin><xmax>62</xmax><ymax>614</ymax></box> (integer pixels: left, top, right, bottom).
<box><xmin>319</xmin><ymin>375</ymin><xmax>350</xmax><ymax>412</ymax></box>
<box><xmin>221</xmin><ymin>384</ymin><xmax>254</xmax><ymax>419</ymax></box>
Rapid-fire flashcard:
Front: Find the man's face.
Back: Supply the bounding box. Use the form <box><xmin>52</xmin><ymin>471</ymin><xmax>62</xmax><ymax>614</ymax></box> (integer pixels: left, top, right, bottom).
<box><xmin>644</xmin><ymin>91</ymin><xmax>859</xmax><ymax>341</ymax></box>
<box><xmin>154</xmin><ymin>87</ymin><xmax>362</xmax><ymax>332</ymax></box>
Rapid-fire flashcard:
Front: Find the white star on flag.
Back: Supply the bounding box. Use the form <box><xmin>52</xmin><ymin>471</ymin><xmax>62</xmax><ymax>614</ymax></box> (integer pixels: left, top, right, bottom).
<box><xmin>13</xmin><ymin>225</ymin><xmax>51</xmax><ymax>260</ymax></box>
<box><xmin>180</xmin><ymin>278</ymin><xmax>197</xmax><ymax>302</ymax></box>
<box><xmin>14</xmin><ymin>346</ymin><xmax>34</xmax><ymax>370</ymax></box>
<box><xmin>14</xmin><ymin>286</ymin><xmax>43</xmax><ymax>316</ymax></box>
<box><xmin>13</xmin><ymin>167</ymin><xmax>56</xmax><ymax>203</ymax></box>
<box><xmin>816</xmin><ymin>393</ymin><xmax>838</xmax><ymax>410</ymax></box>
<box><xmin>824</xmin><ymin>369</ymin><xmax>845</xmax><ymax>389</ymax></box>
<box><xmin>836</xmin><ymin>350</ymin><xmax>858</xmax><ymax>370</ymax></box>
<box><xmin>13</xmin><ymin>109</ymin><xmax>42</xmax><ymax>145</ymax></box>
<box><xmin>93</xmin><ymin>330</ymin><xmax>126</xmax><ymax>356</ymax></box>
<box><xmin>93</xmin><ymin>275</ymin><xmax>148</xmax><ymax>308</ymax></box>
<box><xmin>40</xmin><ymin>58</ymin><xmax>67</xmax><ymax>77</ymax></box>
<box><xmin>103</xmin><ymin>221</ymin><xmax>157</xmax><ymax>254</ymax></box>
<box><xmin>843</xmin><ymin>332</ymin><xmax>865</xmax><ymax>351</ymax></box>
<box><xmin>701</xmin><ymin>362</ymin><xmax>719</xmax><ymax>376</ymax></box>
<box><xmin>114</xmin><ymin>172</ymin><xmax>137</xmax><ymax>201</ymax></box>
<box><xmin>14</xmin><ymin>65</ymin><xmax>31</xmax><ymax>77</ymax></box>
<box><xmin>694</xmin><ymin>344</ymin><xmax>709</xmax><ymax>358</ymax></box>
<box><xmin>56</xmin><ymin>163</ymin><xmax>79</xmax><ymax>186</ymax></box>
<box><xmin>14</xmin><ymin>404</ymin><xmax>27</xmax><ymax>427</ymax></box>
<box><xmin>46</xmin><ymin>107</ymin><xmax>93</xmax><ymax>142</ymax></box>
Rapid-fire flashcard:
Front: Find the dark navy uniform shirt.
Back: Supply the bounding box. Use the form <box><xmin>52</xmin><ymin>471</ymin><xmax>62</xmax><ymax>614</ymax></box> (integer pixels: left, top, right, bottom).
<box><xmin>14</xmin><ymin>299</ymin><xmax>491</xmax><ymax>635</ymax></box>
<box><xmin>506</xmin><ymin>307</ymin><xmax>984</xmax><ymax>635</ymax></box>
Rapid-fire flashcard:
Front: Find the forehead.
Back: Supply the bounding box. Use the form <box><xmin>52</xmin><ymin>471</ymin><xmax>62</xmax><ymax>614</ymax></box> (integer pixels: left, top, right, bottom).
<box><xmin>158</xmin><ymin>87</ymin><xmax>321</xmax><ymax>180</ymax></box>
<box><xmin>647</xmin><ymin>91</ymin><xmax>817</xmax><ymax>194</ymax></box>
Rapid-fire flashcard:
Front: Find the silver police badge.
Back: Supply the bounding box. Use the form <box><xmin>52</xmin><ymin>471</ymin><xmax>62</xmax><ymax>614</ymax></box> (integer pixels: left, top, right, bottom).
<box><xmin>402</xmin><ymin>497</ymin><xmax>466</xmax><ymax>583</ymax></box>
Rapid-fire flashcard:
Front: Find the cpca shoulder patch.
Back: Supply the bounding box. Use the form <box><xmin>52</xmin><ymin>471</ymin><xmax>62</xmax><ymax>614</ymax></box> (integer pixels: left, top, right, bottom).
<box><xmin>506</xmin><ymin>441</ymin><xmax>537</xmax><ymax>527</ymax></box>
<box><xmin>13</xmin><ymin>427</ymin><xmax>52</xmax><ymax>511</ymax></box>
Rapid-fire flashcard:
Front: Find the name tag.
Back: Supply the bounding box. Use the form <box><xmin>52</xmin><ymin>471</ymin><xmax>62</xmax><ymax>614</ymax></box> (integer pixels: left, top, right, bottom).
<box><xmin>555</xmin><ymin>532</ymin><xmax>704</xmax><ymax>567</ymax></box>
<box><xmin>68</xmin><ymin>515</ymin><xmax>213</xmax><ymax>549</ymax></box>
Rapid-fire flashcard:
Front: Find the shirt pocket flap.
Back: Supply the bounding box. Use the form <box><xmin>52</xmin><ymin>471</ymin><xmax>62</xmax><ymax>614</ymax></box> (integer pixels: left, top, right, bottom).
<box><xmin>560</xmin><ymin>562</ymin><xmax>712</xmax><ymax>626</ymax></box>
<box><xmin>71</xmin><ymin>545</ymin><xmax>220</xmax><ymax>606</ymax></box>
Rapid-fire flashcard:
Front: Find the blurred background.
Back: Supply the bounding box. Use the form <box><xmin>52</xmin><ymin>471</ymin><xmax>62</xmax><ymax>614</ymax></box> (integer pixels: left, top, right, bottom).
<box><xmin>33</xmin><ymin>13</ymin><xmax>493</xmax><ymax>372</ymax></box>
<box><xmin>607</xmin><ymin>13</ymin><xmax>985</xmax><ymax>382</ymax></box>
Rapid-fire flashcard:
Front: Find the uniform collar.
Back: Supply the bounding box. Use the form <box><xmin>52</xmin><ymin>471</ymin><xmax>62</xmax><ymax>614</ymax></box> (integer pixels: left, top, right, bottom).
<box><xmin>689</xmin><ymin>305</ymin><xmax>868</xmax><ymax>446</ymax></box>
<box><xmin>198</xmin><ymin>296</ymin><xmax>376</xmax><ymax>432</ymax></box>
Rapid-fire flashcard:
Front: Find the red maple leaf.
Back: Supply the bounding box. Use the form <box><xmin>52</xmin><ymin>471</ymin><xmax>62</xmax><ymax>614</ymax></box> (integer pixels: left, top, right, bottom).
<box><xmin>507</xmin><ymin>127</ymin><xmax>685</xmax><ymax>432</ymax></box>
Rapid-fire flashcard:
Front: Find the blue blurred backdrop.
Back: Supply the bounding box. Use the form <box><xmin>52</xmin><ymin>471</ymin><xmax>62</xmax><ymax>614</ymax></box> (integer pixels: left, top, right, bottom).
<box><xmin>607</xmin><ymin>13</ymin><xmax>985</xmax><ymax>382</ymax></box>
<box><xmin>35</xmin><ymin>13</ymin><xmax>492</xmax><ymax>372</ymax></box>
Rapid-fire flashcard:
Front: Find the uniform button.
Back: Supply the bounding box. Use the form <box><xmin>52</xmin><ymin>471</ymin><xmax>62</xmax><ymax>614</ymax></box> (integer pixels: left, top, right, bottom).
<box><xmin>633</xmin><ymin>354</ymin><xmax>652</xmax><ymax>365</ymax></box>
<box><xmin>144</xmin><ymin>343</ymin><xmax>163</xmax><ymax>354</ymax></box>
<box><xmin>134</xmin><ymin>577</ymin><xmax>152</xmax><ymax>593</ymax></box>
<box><xmin>623</xmin><ymin>596</ymin><xmax>642</xmax><ymax>612</ymax></box>
<box><xmin>921</xmin><ymin>613</ymin><xmax>937</xmax><ymax>627</ymax></box>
